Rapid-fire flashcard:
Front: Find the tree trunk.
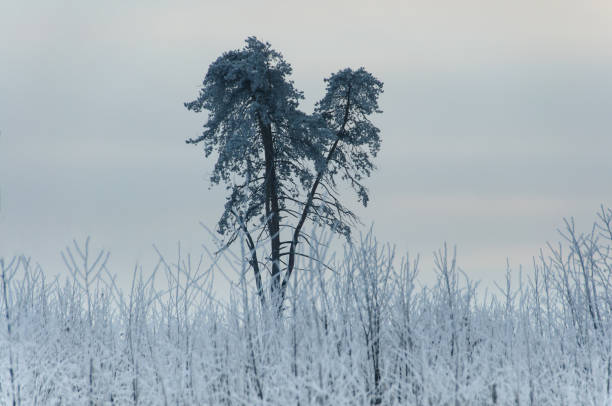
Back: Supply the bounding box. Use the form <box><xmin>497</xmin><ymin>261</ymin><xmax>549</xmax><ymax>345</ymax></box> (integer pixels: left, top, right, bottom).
<box><xmin>281</xmin><ymin>82</ymin><xmax>352</xmax><ymax>303</ymax></box>
<box><xmin>258</xmin><ymin>116</ymin><xmax>282</xmax><ymax>307</ymax></box>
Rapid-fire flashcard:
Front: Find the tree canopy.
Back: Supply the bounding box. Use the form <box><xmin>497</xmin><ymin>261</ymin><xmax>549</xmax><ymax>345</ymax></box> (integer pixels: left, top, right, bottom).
<box><xmin>186</xmin><ymin>37</ymin><xmax>383</xmax><ymax>307</ymax></box>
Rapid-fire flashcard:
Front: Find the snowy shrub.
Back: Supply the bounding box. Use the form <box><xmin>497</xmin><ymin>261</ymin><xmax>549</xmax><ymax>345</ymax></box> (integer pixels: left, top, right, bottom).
<box><xmin>1</xmin><ymin>207</ymin><xmax>612</xmax><ymax>405</ymax></box>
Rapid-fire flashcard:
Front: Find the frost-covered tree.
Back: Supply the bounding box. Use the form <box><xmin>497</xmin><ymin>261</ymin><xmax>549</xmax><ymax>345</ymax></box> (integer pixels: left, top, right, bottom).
<box><xmin>185</xmin><ymin>37</ymin><xmax>383</xmax><ymax>307</ymax></box>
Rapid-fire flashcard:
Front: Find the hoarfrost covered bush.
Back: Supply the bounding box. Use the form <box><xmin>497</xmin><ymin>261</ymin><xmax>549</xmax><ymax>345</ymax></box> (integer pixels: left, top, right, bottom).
<box><xmin>2</xmin><ymin>207</ymin><xmax>612</xmax><ymax>405</ymax></box>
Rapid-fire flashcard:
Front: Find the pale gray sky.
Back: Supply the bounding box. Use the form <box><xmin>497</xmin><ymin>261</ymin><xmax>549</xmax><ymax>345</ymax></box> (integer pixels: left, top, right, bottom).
<box><xmin>1</xmin><ymin>0</ymin><xmax>612</xmax><ymax>288</ymax></box>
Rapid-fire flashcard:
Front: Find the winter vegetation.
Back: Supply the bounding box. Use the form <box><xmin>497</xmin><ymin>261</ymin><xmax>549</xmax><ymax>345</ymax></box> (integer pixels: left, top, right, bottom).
<box><xmin>1</xmin><ymin>207</ymin><xmax>612</xmax><ymax>405</ymax></box>
<box><xmin>2</xmin><ymin>37</ymin><xmax>611</xmax><ymax>405</ymax></box>
<box><xmin>185</xmin><ymin>37</ymin><xmax>383</xmax><ymax>310</ymax></box>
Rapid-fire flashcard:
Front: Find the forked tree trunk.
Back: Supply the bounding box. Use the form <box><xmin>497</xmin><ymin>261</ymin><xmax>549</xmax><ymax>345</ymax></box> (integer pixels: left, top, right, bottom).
<box><xmin>280</xmin><ymin>83</ymin><xmax>352</xmax><ymax>304</ymax></box>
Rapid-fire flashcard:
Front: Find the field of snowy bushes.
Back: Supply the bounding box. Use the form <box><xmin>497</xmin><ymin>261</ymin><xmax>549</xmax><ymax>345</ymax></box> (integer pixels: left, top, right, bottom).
<box><xmin>2</xmin><ymin>207</ymin><xmax>612</xmax><ymax>405</ymax></box>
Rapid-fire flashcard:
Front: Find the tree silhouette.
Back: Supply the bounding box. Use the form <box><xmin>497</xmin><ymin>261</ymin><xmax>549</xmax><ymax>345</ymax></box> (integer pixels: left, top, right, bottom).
<box><xmin>185</xmin><ymin>37</ymin><xmax>383</xmax><ymax>308</ymax></box>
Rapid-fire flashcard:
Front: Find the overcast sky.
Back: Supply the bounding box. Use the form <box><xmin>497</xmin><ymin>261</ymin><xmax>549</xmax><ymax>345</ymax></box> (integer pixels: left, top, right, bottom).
<box><xmin>1</xmin><ymin>1</ymin><xmax>612</xmax><ymax>289</ymax></box>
